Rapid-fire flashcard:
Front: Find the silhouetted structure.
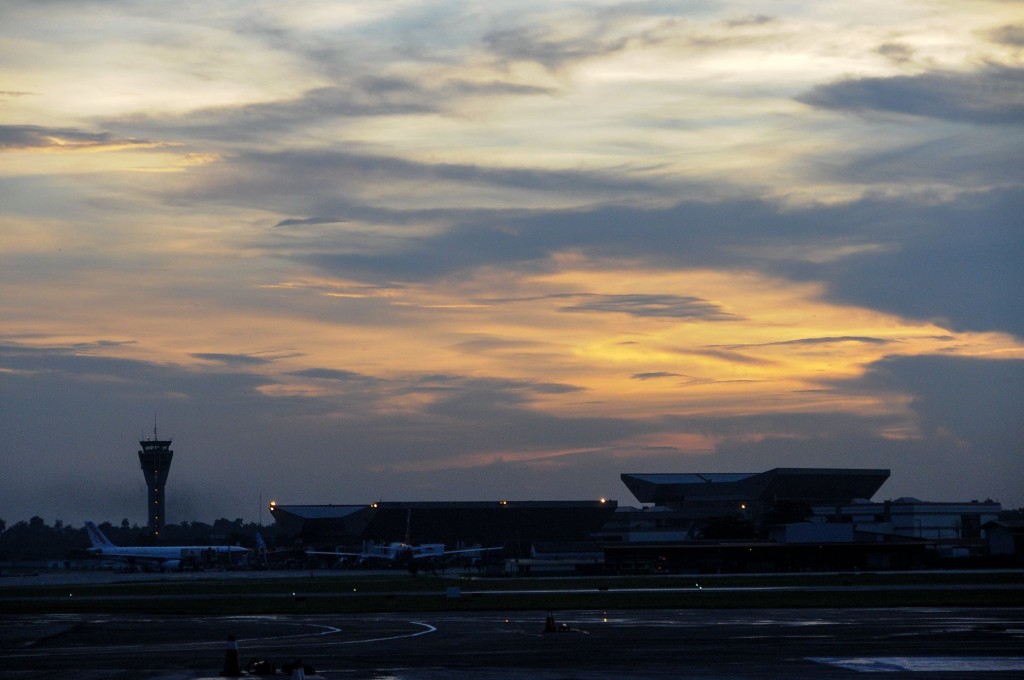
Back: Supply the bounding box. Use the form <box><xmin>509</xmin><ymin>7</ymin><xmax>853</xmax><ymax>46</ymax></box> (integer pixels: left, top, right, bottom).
<box><xmin>138</xmin><ymin>432</ymin><xmax>173</xmax><ymax>541</ymax></box>
<box><xmin>270</xmin><ymin>500</ymin><xmax>617</xmax><ymax>558</ymax></box>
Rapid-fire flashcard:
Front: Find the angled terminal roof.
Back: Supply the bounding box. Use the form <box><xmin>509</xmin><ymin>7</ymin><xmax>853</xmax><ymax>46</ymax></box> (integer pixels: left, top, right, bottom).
<box><xmin>621</xmin><ymin>468</ymin><xmax>890</xmax><ymax>505</ymax></box>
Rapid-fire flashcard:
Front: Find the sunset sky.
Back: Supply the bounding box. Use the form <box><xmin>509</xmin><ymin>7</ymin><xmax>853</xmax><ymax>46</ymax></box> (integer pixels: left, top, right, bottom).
<box><xmin>2</xmin><ymin>0</ymin><xmax>1022</xmax><ymax>527</ymax></box>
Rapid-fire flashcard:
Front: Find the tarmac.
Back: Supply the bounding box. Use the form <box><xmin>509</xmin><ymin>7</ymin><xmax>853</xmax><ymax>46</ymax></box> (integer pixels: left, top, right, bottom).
<box><xmin>1</xmin><ymin>606</ymin><xmax>1023</xmax><ymax>678</ymax></box>
<box><xmin>2</xmin><ymin>569</ymin><xmax>1024</xmax><ymax>678</ymax></box>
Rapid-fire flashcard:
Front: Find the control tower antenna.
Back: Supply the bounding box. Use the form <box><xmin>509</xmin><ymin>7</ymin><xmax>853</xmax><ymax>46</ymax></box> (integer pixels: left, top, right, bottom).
<box><xmin>138</xmin><ymin>420</ymin><xmax>173</xmax><ymax>542</ymax></box>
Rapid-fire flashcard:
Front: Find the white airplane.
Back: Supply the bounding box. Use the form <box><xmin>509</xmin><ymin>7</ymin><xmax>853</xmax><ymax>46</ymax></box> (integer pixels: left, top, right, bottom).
<box><xmin>306</xmin><ymin>510</ymin><xmax>502</xmax><ymax>570</ymax></box>
<box><xmin>83</xmin><ymin>521</ymin><xmax>249</xmax><ymax>571</ymax></box>
<box><xmin>308</xmin><ymin>541</ymin><xmax>499</xmax><ymax>563</ymax></box>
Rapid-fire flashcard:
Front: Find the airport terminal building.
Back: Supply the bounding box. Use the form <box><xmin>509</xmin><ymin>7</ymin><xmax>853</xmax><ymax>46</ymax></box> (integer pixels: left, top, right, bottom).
<box><xmin>271</xmin><ymin>467</ymin><xmax>1003</xmax><ymax>572</ymax></box>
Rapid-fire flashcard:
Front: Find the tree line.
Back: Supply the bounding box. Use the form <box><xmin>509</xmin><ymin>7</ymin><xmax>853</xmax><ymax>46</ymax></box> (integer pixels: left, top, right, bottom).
<box><xmin>0</xmin><ymin>517</ymin><xmax>281</xmax><ymax>562</ymax></box>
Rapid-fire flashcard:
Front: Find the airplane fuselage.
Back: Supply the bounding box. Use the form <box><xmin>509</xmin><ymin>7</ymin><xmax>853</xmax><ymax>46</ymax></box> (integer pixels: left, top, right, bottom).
<box><xmin>82</xmin><ymin>522</ymin><xmax>248</xmax><ymax>571</ymax></box>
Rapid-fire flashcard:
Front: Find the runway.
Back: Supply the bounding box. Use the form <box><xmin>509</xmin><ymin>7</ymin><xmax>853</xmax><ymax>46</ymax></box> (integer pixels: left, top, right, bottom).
<box><xmin>1</xmin><ymin>607</ymin><xmax>1022</xmax><ymax>679</ymax></box>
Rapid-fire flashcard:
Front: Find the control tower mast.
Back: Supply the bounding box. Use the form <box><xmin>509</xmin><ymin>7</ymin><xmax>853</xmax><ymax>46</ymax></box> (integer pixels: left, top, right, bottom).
<box><xmin>138</xmin><ymin>426</ymin><xmax>173</xmax><ymax>541</ymax></box>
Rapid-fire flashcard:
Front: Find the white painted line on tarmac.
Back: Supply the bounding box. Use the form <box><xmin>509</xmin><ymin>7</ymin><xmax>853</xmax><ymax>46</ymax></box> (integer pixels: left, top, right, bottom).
<box><xmin>810</xmin><ymin>656</ymin><xmax>1024</xmax><ymax>672</ymax></box>
<box><xmin>334</xmin><ymin>620</ymin><xmax>437</xmax><ymax>645</ymax></box>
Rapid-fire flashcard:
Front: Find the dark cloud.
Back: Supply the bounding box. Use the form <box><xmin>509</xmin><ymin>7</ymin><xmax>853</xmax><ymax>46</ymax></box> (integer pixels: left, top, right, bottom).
<box><xmin>723</xmin><ymin>336</ymin><xmax>892</xmax><ymax>349</ymax></box>
<box><xmin>481</xmin><ymin>13</ymin><xmax>782</xmax><ymax>72</ymax></box>
<box><xmin>406</xmin><ymin>375</ymin><xmax>584</xmax><ymax>401</ymax></box>
<box><xmin>483</xmin><ymin>26</ymin><xmax>632</xmax><ymax>70</ymax></box>
<box><xmin>814</xmin><ymin>132</ymin><xmax>1024</xmax><ymax>187</ymax></box>
<box><xmin>109</xmin><ymin>86</ymin><xmax>434</xmax><ymax>142</ymax></box>
<box><xmin>175</xmin><ymin>149</ymin><xmax>664</xmax><ymax>229</ymax></box>
<box><xmin>987</xmin><ymin>24</ymin><xmax>1024</xmax><ymax>47</ymax></box>
<box><xmin>801</xmin><ymin>189</ymin><xmax>1024</xmax><ymax>337</ymax></box>
<box><xmin>797</xmin><ymin>66</ymin><xmax>1024</xmax><ymax>124</ymax></box>
<box><xmin>674</xmin><ymin>348</ymin><xmax>770</xmax><ymax>366</ymax></box>
<box><xmin>451</xmin><ymin>335</ymin><xmax>548</xmax><ymax>354</ymax></box>
<box><xmin>274</xmin><ymin>216</ymin><xmax>350</xmax><ymax>228</ymax></box>
<box><xmin>0</xmin><ymin>124</ymin><xmax>152</xmax><ymax>150</ymax></box>
<box><xmin>482</xmin><ymin>292</ymin><xmax>738</xmax><ymax>321</ymax></box>
<box><xmin>558</xmin><ymin>293</ymin><xmax>737</xmax><ymax>320</ymax></box>
<box><xmin>443</xmin><ymin>79</ymin><xmax>554</xmax><ymax>97</ymax></box>
<box><xmin>632</xmin><ymin>372</ymin><xmax>682</xmax><ymax>380</ymax></box>
<box><xmin>289</xmin><ymin>368</ymin><xmax>379</xmax><ymax>383</ymax></box>
<box><xmin>104</xmin><ymin>78</ymin><xmax>553</xmax><ymax>144</ymax></box>
<box><xmin>838</xmin><ymin>354</ymin><xmax>1024</xmax><ymax>452</ymax></box>
<box><xmin>296</xmin><ymin>188</ymin><xmax>1022</xmax><ymax>338</ymax></box>
<box><xmin>876</xmin><ymin>42</ymin><xmax>914</xmax><ymax>64</ymax></box>
<box><xmin>725</xmin><ymin>15</ymin><xmax>775</xmax><ymax>28</ymax></box>
<box><xmin>242</xmin><ymin>148</ymin><xmax>655</xmax><ymax>197</ymax></box>
<box><xmin>190</xmin><ymin>353</ymin><xmax>272</xmax><ymax>366</ymax></box>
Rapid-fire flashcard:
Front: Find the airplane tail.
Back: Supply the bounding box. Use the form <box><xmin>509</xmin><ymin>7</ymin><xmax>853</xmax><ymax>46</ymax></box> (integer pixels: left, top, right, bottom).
<box><xmin>84</xmin><ymin>521</ymin><xmax>116</xmax><ymax>549</ymax></box>
<box><xmin>255</xmin><ymin>532</ymin><xmax>267</xmax><ymax>551</ymax></box>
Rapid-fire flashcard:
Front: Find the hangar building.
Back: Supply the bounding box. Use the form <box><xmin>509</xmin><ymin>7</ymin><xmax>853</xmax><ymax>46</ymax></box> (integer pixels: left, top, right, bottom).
<box><xmin>269</xmin><ymin>500</ymin><xmax>617</xmax><ymax>558</ymax></box>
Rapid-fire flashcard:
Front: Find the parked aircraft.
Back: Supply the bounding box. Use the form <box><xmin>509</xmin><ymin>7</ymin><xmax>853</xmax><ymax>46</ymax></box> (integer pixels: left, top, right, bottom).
<box><xmin>307</xmin><ymin>541</ymin><xmax>501</xmax><ymax>571</ymax></box>
<box><xmin>306</xmin><ymin>510</ymin><xmax>502</xmax><ymax>572</ymax></box>
<box><xmin>82</xmin><ymin>521</ymin><xmax>249</xmax><ymax>571</ymax></box>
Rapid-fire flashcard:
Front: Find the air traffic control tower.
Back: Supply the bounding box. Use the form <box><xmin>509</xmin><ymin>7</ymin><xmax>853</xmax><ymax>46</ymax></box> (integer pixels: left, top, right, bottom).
<box><xmin>138</xmin><ymin>432</ymin><xmax>173</xmax><ymax>540</ymax></box>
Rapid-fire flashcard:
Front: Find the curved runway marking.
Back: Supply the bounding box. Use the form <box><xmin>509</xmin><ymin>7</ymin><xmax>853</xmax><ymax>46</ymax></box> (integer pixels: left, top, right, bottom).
<box><xmin>1</xmin><ymin>619</ymin><xmax>435</xmax><ymax>660</ymax></box>
<box><xmin>252</xmin><ymin>620</ymin><xmax>437</xmax><ymax>651</ymax></box>
<box><xmin>0</xmin><ymin>619</ymin><xmax>344</xmax><ymax>659</ymax></box>
<box><xmin>217</xmin><ymin>619</ymin><xmax>344</xmax><ymax>644</ymax></box>
<box><xmin>334</xmin><ymin>620</ymin><xmax>437</xmax><ymax>645</ymax></box>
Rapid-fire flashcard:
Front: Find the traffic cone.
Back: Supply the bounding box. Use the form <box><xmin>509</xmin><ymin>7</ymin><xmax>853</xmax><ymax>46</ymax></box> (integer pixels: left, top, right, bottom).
<box><xmin>220</xmin><ymin>634</ymin><xmax>243</xmax><ymax>677</ymax></box>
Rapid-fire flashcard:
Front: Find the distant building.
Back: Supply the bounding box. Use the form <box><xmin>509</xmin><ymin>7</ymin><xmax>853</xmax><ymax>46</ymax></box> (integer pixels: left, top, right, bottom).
<box><xmin>983</xmin><ymin>520</ymin><xmax>1024</xmax><ymax>561</ymax></box>
<box><xmin>810</xmin><ymin>497</ymin><xmax>1001</xmax><ymax>548</ymax></box>
<box><xmin>269</xmin><ymin>500</ymin><xmax>617</xmax><ymax>558</ymax></box>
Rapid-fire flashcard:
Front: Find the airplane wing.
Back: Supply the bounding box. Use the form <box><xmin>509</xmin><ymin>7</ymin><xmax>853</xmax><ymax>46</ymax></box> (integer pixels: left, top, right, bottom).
<box><xmin>305</xmin><ymin>549</ymin><xmax>366</xmax><ymax>557</ymax></box>
<box><xmin>437</xmin><ymin>546</ymin><xmax>503</xmax><ymax>556</ymax></box>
